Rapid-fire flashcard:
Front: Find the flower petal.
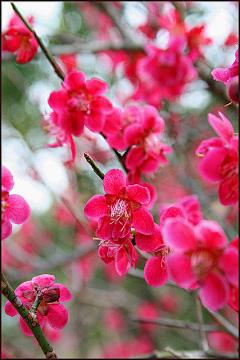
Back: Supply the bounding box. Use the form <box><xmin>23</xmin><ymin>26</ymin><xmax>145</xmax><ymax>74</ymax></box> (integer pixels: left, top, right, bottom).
<box><xmin>32</xmin><ymin>274</ymin><xmax>55</xmax><ymax>288</ymax></box>
<box><xmin>135</xmin><ymin>223</ymin><xmax>162</xmax><ymax>252</ymax></box>
<box><xmin>144</xmin><ymin>257</ymin><xmax>169</xmax><ymax>287</ymax></box>
<box><xmin>199</xmin><ymin>147</ymin><xmax>229</xmax><ymax>182</ymax></box>
<box><xmin>199</xmin><ymin>272</ymin><xmax>230</xmax><ymax>311</ymax></box>
<box><xmin>47</xmin><ymin>303</ymin><xmax>68</xmax><ymax>330</ymax></box>
<box><xmin>162</xmin><ymin>218</ymin><xmax>196</xmax><ymax>252</ymax></box>
<box><xmin>53</xmin><ymin>284</ymin><xmax>72</xmax><ymax>302</ymax></box>
<box><xmin>84</xmin><ymin>195</ymin><xmax>109</xmax><ymax>219</ymax></box>
<box><xmin>2</xmin><ymin>166</ymin><xmax>14</xmax><ymax>191</ymax></box>
<box><xmin>85</xmin><ymin>78</ymin><xmax>109</xmax><ymax>95</ymax></box>
<box><xmin>48</xmin><ymin>90</ymin><xmax>69</xmax><ymax>110</ymax></box>
<box><xmin>1</xmin><ymin>218</ymin><xmax>12</xmax><ymax>240</ymax></box>
<box><xmin>103</xmin><ymin>169</ymin><xmax>126</xmax><ymax>195</ymax></box>
<box><xmin>219</xmin><ymin>247</ymin><xmax>239</xmax><ymax>287</ymax></box>
<box><xmin>5</xmin><ymin>301</ymin><xmax>19</xmax><ymax>317</ymax></box>
<box><xmin>115</xmin><ymin>247</ymin><xmax>131</xmax><ymax>275</ymax></box>
<box><xmin>167</xmin><ymin>253</ymin><xmax>198</xmax><ymax>288</ymax></box>
<box><xmin>126</xmin><ymin>184</ymin><xmax>150</xmax><ymax>204</ymax></box>
<box><xmin>132</xmin><ymin>207</ymin><xmax>154</xmax><ymax>235</ymax></box>
<box><xmin>4</xmin><ymin>194</ymin><xmax>31</xmax><ymax>225</ymax></box>
<box><xmin>64</xmin><ymin>71</ymin><xmax>86</xmax><ymax>90</ymax></box>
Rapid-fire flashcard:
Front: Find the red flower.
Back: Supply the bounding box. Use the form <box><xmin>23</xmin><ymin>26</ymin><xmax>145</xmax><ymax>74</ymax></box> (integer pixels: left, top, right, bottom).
<box><xmin>5</xmin><ymin>274</ymin><xmax>72</xmax><ymax>336</ymax></box>
<box><xmin>48</xmin><ymin>70</ymin><xmax>112</xmax><ymax>138</ymax></box>
<box><xmin>161</xmin><ymin>206</ymin><xmax>238</xmax><ymax>311</ymax></box>
<box><xmin>1</xmin><ymin>166</ymin><xmax>31</xmax><ymax>240</ymax></box>
<box><xmin>125</xmin><ymin>105</ymin><xmax>172</xmax><ymax>175</ymax></box>
<box><xmin>195</xmin><ymin>112</ymin><xmax>239</xmax><ymax>206</ymax></box>
<box><xmin>84</xmin><ymin>169</ymin><xmax>155</xmax><ymax>239</ymax></box>
<box><xmin>2</xmin><ymin>13</ymin><xmax>38</xmax><ymax>63</ymax></box>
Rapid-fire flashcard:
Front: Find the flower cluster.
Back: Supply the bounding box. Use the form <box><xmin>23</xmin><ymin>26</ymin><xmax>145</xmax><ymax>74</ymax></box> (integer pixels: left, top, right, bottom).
<box><xmin>2</xmin><ymin>13</ymin><xmax>38</xmax><ymax>63</ymax></box>
<box><xmin>43</xmin><ymin>70</ymin><xmax>113</xmax><ymax>161</ymax></box>
<box><xmin>1</xmin><ymin>166</ymin><xmax>31</xmax><ymax>240</ymax></box>
<box><xmin>136</xmin><ymin>194</ymin><xmax>238</xmax><ymax>311</ymax></box>
<box><xmin>196</xmin><ymin>112</ymin><xmax>239</xmax><ymax>206</ymax></box>
<box><xmin>5</xmin><ymin>274</ymin><xmax>72</xmax><ymax>336</ymax></box>
<box><xmin>84</xmin><ymin>169</ymin><xmax>155</xmax><ymax>275</ymax></box>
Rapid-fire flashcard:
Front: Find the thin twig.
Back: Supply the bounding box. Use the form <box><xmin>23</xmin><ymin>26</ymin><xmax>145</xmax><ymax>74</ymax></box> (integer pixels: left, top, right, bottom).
<box><xmin>10</xmin><ymin>2</ymin><xmax>65</xmax><ymax>81</ymax></box>
<box><xmin>131</xmin><ymin>316</ymin><xmax>221</xmax><ymax>332</ymax></box>
<box><xmin>6</xmin><ymin>243</ymin><xmax>98</xmax><ymax>283</ymax></box>
<box><xmin>84</xmin><ymin>152</ymin><xmax>105</xmax><ymax>180</ymax></box>
<box><xmin>194</xmin><ymin>292</ymin><xmax>209</xmax><ymax>352</ymax></box>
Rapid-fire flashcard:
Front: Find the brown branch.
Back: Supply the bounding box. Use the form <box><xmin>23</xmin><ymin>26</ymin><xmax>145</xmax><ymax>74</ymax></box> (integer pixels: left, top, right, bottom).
<box><xmin>131</xmin><ymin>316</ymin><xmax>221</xmax><ymax>332</ymax></box>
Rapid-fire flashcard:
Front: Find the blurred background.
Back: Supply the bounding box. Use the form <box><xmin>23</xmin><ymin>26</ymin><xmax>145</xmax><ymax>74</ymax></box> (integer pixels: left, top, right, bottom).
<box><xmin>1</xmin><ymin>1</ymin><xmax>239</xmax><ymax>358</ymax></box>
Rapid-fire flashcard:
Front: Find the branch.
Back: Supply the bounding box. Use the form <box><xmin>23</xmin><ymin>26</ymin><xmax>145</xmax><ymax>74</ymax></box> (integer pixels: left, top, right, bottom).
<box><xmin>6</xmin><ymin>243</ymin><xmax>98</xmax><ymax>283</ymax></box>
<box><xmin>1</xmin><ymin>272</ymin><xmax>57</xmax><ymax>359</ymax></box>
<box><xmin>131</xmin><ymin>316</ymin><xmax>221</xmax><ymax>332</ymax></box>
<box><xmin>84</xmin><ymin>152</ymin><xmax>105</xmax><ymax>180</ymax></box>
<box><xmin>194</xmin><ymin>292</ymin><xmax>209</xmax><ymax>352</ymax></box>
<box><xmin>10</xmin><ymin>2</ymin><xmax>65</xmax><ymax>81</ymax></box>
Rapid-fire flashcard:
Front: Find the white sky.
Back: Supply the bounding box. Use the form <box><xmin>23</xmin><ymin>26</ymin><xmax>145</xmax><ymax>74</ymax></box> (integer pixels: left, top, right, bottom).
<box><xmin>1</xmin><ymin>1</ymin><xmax>238</xmax><ymax>218</ymax></box>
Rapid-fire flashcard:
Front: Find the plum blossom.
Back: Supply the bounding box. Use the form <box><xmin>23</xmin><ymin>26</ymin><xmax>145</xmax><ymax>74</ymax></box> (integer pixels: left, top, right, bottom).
<box><xmin>5</xmin><ymin>274</ymin><xmax>72</xmax><ymax>336</ymax></box>
<box><xmin>211</xmin><ymin>49</ymin><xmax>239</xmax><ymax>103</ymax></box>
<box><xmin>130</xmin><ymin>37</ymin><xmax>197</xmax><ymax>108</ymax></box>
<box><xmin>84</xmin><ymin>169</ymin><xmax>155</xmax><ymax>275</ymax></box>
<box><xmin>195</xmin><ymin>112</ymin><xmax>239</xmax><ymax>206</ymax></box>
<box><xmin>125</xmin><ymin>105</ymin><xmax>172</xmax><ymax>178</ymax></box>
<box><xmin>1</xmin><ymin>166</ymin><xmax>31</xmax><ymax>240</ymax></box>
<box><xmin>161</xmin><ymin>206</ymin><xmax>238</xmax><ymax>311</ymax></box>
<box><xmin>47</xmin><ymin>70</ymin><xmax>112</xmax><ymax>141</ymax></box>
<box><xmin>2</xmin><ymin>13</ymin><xmax>38</xmax><ymax>63</ymax></box>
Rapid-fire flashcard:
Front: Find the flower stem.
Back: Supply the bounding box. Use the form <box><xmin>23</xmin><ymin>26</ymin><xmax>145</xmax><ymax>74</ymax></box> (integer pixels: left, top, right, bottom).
<box><xmin>10</xmin><ymin>2</ymin><xmax>65</xmax><ymax>82</ymax></box>
<box><xmin>1</xmin><ymin>272</ymin><xmax>58</xmax><ymax>359</ymax></box>
<box><xmin>84</xmin><ymin>152</ymin><xmax>105</xmax><ymax>180</ymax></box>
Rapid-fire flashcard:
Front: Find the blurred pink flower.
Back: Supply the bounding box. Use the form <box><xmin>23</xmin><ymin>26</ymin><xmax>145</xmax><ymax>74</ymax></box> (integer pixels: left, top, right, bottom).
<box><xmin>1</xmin><ymin>166</ymin><xmax>31</xmax><ymax>240</ymax></box>
<box><xmin>2</xmin><ymin>13</ymin><xmax>38</xmax><ymax>63</ymax></box>
<box><xmin>5</xmin><ymin>274</ymin><xmax>72</xmax><ymax>336</ymax></box>
<box><xmin>195</xmin><ymin>112</ymin><xmax>239</xmax><ymax>206</ymax></box>
<box><xmin>207</xmin><ymin>331</ymin><xmax>238</xmax><ymax>354</ymax></box>
<box><xmin>162</xmin><ymin>206</ymin><xmax>237</xmax><ymax>311</ymax></box>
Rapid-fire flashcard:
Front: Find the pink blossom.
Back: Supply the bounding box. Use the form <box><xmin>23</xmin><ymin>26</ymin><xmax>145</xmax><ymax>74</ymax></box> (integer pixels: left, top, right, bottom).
<box><xmin>41</xmin><ymin>111</ymin><xmax>77</xmax><ymax>162</ymax></box>
<box><xmin>161</xmin><ymin>206</ymin><xmax>238</xmax><ymax>311</ymax></box>
<box><xmin>48</xmin><ymin>70</ymin><xmax>113</xmax><ymax>139</ymax></box>
<box><xmin>5</xmin><ymin>274</ymin><xmax>72</xmax><ymax>336</ymax></box>
<box><xmin>195</xmin><ymin>112</ymin><xmax>239</xmax><ymax>206</ymax></box>
<box><xmin>84</xmin><ymin>169</ymin><xmax>155</xmax><ymax>239</ymax></box>
<box><xmin>98</xmin><ymin>241</ymin><xmax>138</xmax><ymax>276</ymax></box>
<box><xmin>2</xmin><ymin>13</ymin><xmax>38</xmax><ymax>63</ymax></box>
<box><xmin>131</xmin><ymin>39</ymin><xmax>197</xmax><ymax>106</ymax></box>
<box><xmin>212</xmin><ymin>48</ymin><xmax>239</xmax><ymax>103</ymax></box>
<box><xmin>160</xmin><ymin>194</ymin><xmax>203</xmax><ymax>226</ymax></box>
<box><xmin>125</xmin><ymin>105</ymin><xmax>172</xmax><ymax>176</ymax></box>
<box><xmin>135</xmin><ymin>301</ymin><xmax>160</xmax><ymax>333</ymax></box>
<box><xmin>207</xmin><ymin>331</ymin><xmax>238</xmax><ymax>354</ymax></box>
<box><xmin>84</xmin><ymin>169</ymin><xmax>155</xmax><ymax>275</ymax></box>
<box><xmin>1</xmin><ymin>166</ymin><xmax>31</xmax><ymax>240</ymax></box>
<box><xmin>211</xmin><ymin>49</ymin><xmax>239</xmax><ymax>85</ymax></box>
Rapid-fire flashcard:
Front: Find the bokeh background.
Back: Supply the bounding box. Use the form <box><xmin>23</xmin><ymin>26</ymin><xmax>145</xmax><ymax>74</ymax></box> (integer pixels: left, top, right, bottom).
<box><xmin>1</xmin><ymin>1</ymin><xmax>239</xmax><ymax>358</ymax></box>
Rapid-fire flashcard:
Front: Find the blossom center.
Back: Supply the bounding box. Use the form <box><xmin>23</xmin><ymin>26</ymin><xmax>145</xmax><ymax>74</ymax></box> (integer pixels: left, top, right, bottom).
<box><xmin>68</xmin><ymin>91</ymin><xmax>92</xmax><ymax>114</ymax></box>
<box><xmin>143</xmin><ymin>133</ymin><xmax>162</xmax><ymax>154</ymax></box>
<box><xmin>191</xmin><ymin>249</ymin><xmax>217</xmax><ymax>279</ymax></box>
<box><xmin>1</xmin><ymin>191</ymin><xmax>9</xmax><ymax>219</ymax></box>
<box><xmin>110</xmin><ymin>199</ymin><xmax>130</xmax><ymax>224</ymax></box>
